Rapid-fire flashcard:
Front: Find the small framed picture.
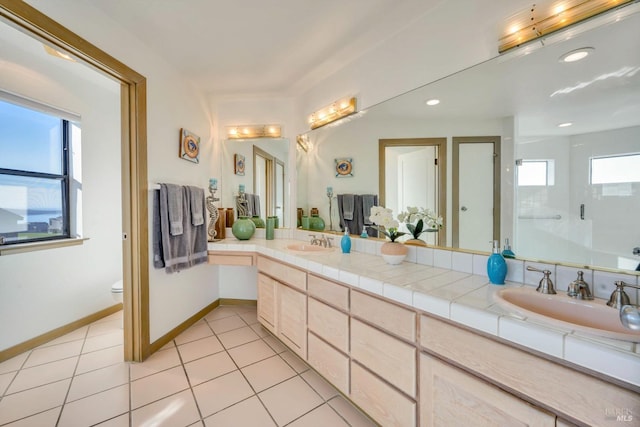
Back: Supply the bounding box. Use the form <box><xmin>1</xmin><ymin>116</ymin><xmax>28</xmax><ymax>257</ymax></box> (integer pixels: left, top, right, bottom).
<box><xmin>179</xmin><ymin>128</ymin><xmax>200</xmax><ymax>163</ymax></box>
<box><xmin>234</xmin><ymin>154</ymin><xmax>246</xmax><ymax>175</ymax></box>
<box><xmin>335</xmin><ymin>158</ymin><xmax>353</xmax><ymax>177</ymax></box>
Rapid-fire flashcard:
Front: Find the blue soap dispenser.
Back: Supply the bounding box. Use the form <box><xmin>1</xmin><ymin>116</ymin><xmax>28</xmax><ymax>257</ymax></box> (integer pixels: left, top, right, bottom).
<box><xmin>487</xmin><ymin>240</ymin><xmax>507</xmax><ymax>285</ymax></box>
<box><xmin>502</xmin><ymin>238</ymin><xmax>516</xmax><ymax>259</ymax></box>
<box><xmin>341</xmin><ymin>227</ymin><xmax>352</xmax><ymax>254</ymax></box>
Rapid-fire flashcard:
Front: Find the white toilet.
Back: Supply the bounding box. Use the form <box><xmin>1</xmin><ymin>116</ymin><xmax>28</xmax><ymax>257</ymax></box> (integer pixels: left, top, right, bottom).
<box><xmin>111</xmin><ymin>279</ymin><xmax>123</xmax><ymax>304</ymax></box>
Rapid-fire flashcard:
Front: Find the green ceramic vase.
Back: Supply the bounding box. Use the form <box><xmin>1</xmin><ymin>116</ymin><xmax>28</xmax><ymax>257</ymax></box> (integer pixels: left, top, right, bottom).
<box><xmin>308</xmin><ymin>214</ymin><xmax>325</xmax><ymax>231</ymax></box>
<box><xmin>232</xmin><ymin>216</ymin><xmax>256</xmax><ymax>240</ymax></box>
<box><xmin>250</xmin><ymin>215</ymin><xmax>265</xmax><ymax>228</ymax></box>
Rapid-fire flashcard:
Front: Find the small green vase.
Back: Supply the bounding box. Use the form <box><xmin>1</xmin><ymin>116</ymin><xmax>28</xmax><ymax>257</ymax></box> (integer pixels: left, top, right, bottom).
<box><xmin>308</xmin><ymin>214</ymin><xmax>325</xmax><ymax>231</ymax></box>
<box><xmin>250</xmin><ymin>215</ymin><xmax>265</xmax><ymax>228</ymax></box>
<box><xmin>232</xmin><ymin>216</ymin><xmax>256</xmax><ymax>240</ymax></box>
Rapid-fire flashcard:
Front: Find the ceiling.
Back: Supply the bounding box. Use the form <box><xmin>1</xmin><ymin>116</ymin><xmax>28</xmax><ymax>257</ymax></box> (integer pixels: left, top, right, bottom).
<box><xmin>85</xmin><ymin>0</ymin><xmax>445</xmax><ymax>96</ymax></box>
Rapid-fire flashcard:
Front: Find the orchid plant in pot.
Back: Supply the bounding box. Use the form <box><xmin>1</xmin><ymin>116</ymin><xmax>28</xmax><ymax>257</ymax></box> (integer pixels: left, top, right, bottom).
<box><xmin>397</xmin><ymin>207</ymin><xmax>443</xmax><ymax>246</ymax></box>
<box><xmin>369</xmin><ymin>206</ymin><xmax>408</xmax><ymax>265</ymax></box>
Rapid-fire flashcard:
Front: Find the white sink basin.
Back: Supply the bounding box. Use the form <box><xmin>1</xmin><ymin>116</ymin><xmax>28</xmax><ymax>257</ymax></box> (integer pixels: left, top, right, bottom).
<box><xmin>286</xmin><ymin>243</ymin><xmax>334</xmax><ymax>253</ymax></box>
<box><xmin>494</xmin><ymin>287</ymin><xmax>640</xmax><ymax>342</ymax></box>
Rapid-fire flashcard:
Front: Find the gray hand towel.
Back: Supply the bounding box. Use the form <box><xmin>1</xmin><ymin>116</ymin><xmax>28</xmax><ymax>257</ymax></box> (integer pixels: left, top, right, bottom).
<box><xmin>152</xmin><ymin>189</ymin><xmax>165</xmax><ymax>268</ymax></box>
<box><xmin>188</xmin><ymin>186</ymin><xmax>205</xmax><ymax>226</ymax></box>
<box><xmin>164</xmin><ymin>183</ymin><xmax>183</xmax><ymax>236</ymax></box>
<box><xmin>362</xmin><ymin>194</ymin><xmax>376</xmax><ymax>225</ymax></box>
<box><xmin>343</xmin><ymin>194</ymin><xmax>355</xmax><ymax>220</ymax></box>
<box><xmin>246</xmin><ymin>193</ymin><xmax>255</xmax><ymax>217</ymax></box>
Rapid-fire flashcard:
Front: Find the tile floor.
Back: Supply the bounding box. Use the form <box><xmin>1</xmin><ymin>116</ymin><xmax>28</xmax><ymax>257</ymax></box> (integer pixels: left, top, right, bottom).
<box><xmin>0</xmin><ymin>305</ymin><xmax>376</xmax><ymax>426</ymax></box>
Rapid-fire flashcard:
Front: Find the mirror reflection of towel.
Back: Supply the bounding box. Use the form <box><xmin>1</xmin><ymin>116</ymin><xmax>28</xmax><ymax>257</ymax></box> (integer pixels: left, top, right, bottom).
<box><xmin>343</xmin><ymin>194</ymin><xmax>355</xmax><ymax>220</ymax></box>
<box><xmin>362</xmin><ymin>195</ymin><xmax>375</xmax><ymax>225</ymax></box>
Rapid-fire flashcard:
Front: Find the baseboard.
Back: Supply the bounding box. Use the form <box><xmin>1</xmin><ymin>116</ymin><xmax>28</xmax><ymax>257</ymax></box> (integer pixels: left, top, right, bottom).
<box><xmin>220</xmin><ymin>298</ymin><xmax>257</xmax><ymax>306</ymax></box>
<box><xmin>147</xmin><ymin>298</ymin><xmax>257</xmax><ymax>357</ymax></box>
<box><xmin>0</xmin><ymin>303</ymin><xmax>123</xmax><ymax>364</ymax></box>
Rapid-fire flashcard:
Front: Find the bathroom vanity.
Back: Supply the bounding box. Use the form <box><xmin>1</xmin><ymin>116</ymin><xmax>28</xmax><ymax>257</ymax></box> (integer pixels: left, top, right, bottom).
<box><xmin>208</xmin><ymin>234</ymin><xmax>640</xmax><ymax>426</ymax></box>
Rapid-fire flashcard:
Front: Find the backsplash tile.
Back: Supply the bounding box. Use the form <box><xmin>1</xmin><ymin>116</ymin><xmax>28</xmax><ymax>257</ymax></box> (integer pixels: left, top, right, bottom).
<box><xmin>472</xmin><ymin>254</ymin><xmax>489</xmax><ymax>277</ymax></box>
<box><xmin>451</xmin><ymin>252</ymin><xmax>473</xmax><ymax>274</ymax></box>
<box><xmin>416</xmin><ymin>247</ymin><xmax>434</xmax><ymax>266</ymax></box>
<box><xmin>505</xmin><ymin>259</ymin><xmax>524</xmax><ymax>283</ymax></box>
<box><xmin>433</xmin><ymin>249</ymin><xmax>452</xmax><ymax>269</ymax></box>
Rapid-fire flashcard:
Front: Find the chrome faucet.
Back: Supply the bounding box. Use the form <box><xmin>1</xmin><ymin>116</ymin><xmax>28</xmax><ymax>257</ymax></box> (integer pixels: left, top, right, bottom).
<box><xmin>308</xmin><ymin>234</ymin><xmax>320</xmax><ymax>245</ymax></box>
<box><xmin>607</xmin><ymin>281</ymin><xmax>640</xmax><ymax>309</ymax></box>
<box><xmin>567</xmin><ymin>271</ymin><xmax>593</xmax><ymax>300</ymax></box>
<box><xmin>309</xmin><ymin>234</ymin><xmax>334</xmax><ymax>248</ymax></box>
<box><xmin>526</xmin><ymin>266</ymin><xmax>556</xmax><ymax>294</ymax></box>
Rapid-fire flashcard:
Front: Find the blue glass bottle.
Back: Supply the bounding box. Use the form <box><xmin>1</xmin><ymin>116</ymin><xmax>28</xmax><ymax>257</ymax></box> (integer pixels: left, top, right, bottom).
<box><xmin>487</xmin><ymin>240</ymin><xmax>507</xmax><ymax>285</ymax></box>
<box><xmin>341</xmin><ymin>227</ymin><xmax>352</xmax><ymax>254</ymax></box>
<box><xmin>502</xmin><ymin>238</ymin><xmax>515</xmax><ymax>259</ymax></box>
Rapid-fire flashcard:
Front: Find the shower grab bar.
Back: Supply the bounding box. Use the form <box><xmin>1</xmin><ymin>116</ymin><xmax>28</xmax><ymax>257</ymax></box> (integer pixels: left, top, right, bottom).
<box><xmin>518</xmin><ymin>214</ymin><xmax>562</xmax><ymax>220</ymax></box>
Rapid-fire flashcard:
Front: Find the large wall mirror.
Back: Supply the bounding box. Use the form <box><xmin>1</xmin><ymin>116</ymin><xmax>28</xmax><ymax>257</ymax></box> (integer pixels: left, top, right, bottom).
<box><xmin>297</xmin><ymin>7</ymin><xmax>640</xmax><ymax>273</ymax></box>
<box><xmin>222</xmin><ymin>138</ymin><xmax>289</xmax><ymax>227</ymax></box>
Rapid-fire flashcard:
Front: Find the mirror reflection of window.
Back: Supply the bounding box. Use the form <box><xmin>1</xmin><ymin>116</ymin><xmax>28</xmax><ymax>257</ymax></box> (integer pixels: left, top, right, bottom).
<box><xmin>590</xmin><ymin>153</ymin><xmax>640</xmax><ymax>184</ymax></box>
<box><xmin>517</xmin><ymin>160</ymin><xmax>555</xmax><ymax>186</ymax></box>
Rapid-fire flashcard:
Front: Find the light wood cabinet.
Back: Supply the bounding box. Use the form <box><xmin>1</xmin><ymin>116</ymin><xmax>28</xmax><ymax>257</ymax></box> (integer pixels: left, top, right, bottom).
<box><xmin>350</xmin><ymin>319</ymin><xmax>416</xmax><ymax>397</ymax></box>
<box><xmin>277</xmin><ymin>282</ymin><xmax>307</xmax><ymax>359</ymax></box>
<box><xmin>307</xmin><ymin>332</ymin><xmax>349</xmax><ymax>395</ymax></box>
<box><xmin>350</xmin><ymin>361</ymin><xmax>416</xmax><ymax>427</ymax></box>
<box><xmin>308</xmin><ymin>298</ymin><xmax>349</xmax><ymax>353</ymax></box>
<box><xmin>307</xmin><ymin>274</ymin><xmax>349</xmax><ymax>311</ymax></box>
<box><xmin>207</xmin><ymin>252</ymin><xmax>254</xmax><ymax>266</ymax></box>
<box><xmin>257</xmin><ymin>256</ymin><xmax>306</xmax><ymax>291</ymax></box>
<box><xmin>257</xmin><ymin>273</ymin><xmax>276</xmax><ymax>334</ymax></box>
<box><xmin>420</xmin><ymin>352</ymin><xmax>555</xmax><ymax>427</ymax></box>
<box><xmin>351</xmin><ymin>290</ymin><xmax>415</xmax><ymax>341</ymax></box>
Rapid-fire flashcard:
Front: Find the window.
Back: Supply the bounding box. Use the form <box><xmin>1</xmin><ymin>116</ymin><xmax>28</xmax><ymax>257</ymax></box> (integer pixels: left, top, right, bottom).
<box><xmin>590</xmin><ymin>153</ymin><xmax>640</xmax><ymax>184</ymax></box>
<box><xmin>0</xmin><ymin>98</ymin><xmax>72</xmax><ymax>245</ymax></box>
<box><xmin>517</xmin><ymin>159</ymin><xmax>555</xmax><ymax>186</ymax></box>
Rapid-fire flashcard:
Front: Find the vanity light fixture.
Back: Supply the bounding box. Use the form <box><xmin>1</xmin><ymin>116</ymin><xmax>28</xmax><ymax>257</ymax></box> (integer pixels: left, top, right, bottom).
<box><xmin>499</xmin><ymin>0</ymin><xmax>634</xmax><ymax>53</ymax></box>
<box><xmin>559</xmin><ymin>47</ymin><xmax>594</xmax><ymax>62</ymax></box>
<box><xmin>425</xmin><ymin>99</ymin><xmax>440</xmax><ymax>106</ymax></box>
<box><xmin>308</xmin><ymin>97</ymin><xmax>357</xmax><ymax>130</ymax></box>
<box><xmin>226</xmin><ymin>124</ymin><xmax>282</xmax><ymax>139</ymax></box>
<box><xmin>558</xmin><ymin>122</ymin><xmax>573</xmax><ymax>127</ymax></box>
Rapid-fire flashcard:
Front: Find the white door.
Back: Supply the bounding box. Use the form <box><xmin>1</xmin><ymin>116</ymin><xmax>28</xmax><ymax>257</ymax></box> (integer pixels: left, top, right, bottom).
<box><xmin>458</xmin><ymin>143</ymin><xmax>494</xmax><ymax>251</ymax></box>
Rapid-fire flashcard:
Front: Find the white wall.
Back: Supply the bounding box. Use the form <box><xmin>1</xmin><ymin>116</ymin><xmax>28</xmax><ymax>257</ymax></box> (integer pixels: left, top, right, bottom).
<box><xmin>25</xmin><ymin>0</ymin><xmax>219</xmax><ymax>343</ymax></box>
<box><xmin>0</xmin><ymin>25</ymin><xmax>122</xmax><ymax>350</ymax></box>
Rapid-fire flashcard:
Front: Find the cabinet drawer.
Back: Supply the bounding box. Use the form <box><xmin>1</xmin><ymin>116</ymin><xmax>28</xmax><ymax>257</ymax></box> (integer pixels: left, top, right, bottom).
<box><xmin>351</xmin><ymin>290</ymin><xmax>416</xmax><ymax>341</ymax></box>
<box><xmin>350</xmin><ymin>361</ymin><xmax>416</xmax><ymax>427</ymax></box>
<box><xmin>208</xmin><ymin>253</ymin><xmax>254</xmax><ymax>266</ymax></box>
<box><xmin>308</xmin><ymin>298</ymin><xmax>349</xmax><ymax>353</ymax></box>
<box><xmin>257</xmin><ymin>273</ymin><xmax>276</xmax><ymax>334</ymax></box>
<box><xmin>307</xmin><ymin>274</ymin><xmax>349</xmax><ymax>311</ymax></box>
<box><xmin>308</xmin><ymin>333</ymin><xmax>349</xmax><ymax>395</ymax></box>
<box><xmin>351</xmin><ymin>319</ymin><xmax>416</xmax><ymax>397</ymax></box>
<box><xmin>257</xmin><ymin>256</ymin><xmax>306</xmax><ymax>291</ymax></box>
<box><xmin>420</xmin><ymin>352</ymin><xmax>555</xmax><ymax>427</ymax></box>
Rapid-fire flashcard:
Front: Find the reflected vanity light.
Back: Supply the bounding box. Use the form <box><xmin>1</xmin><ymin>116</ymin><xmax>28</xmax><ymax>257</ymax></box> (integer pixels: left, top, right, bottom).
<box><xmin>43</xmin><ymin>44</ymin><xmax>75</xmax><ymax>62</ymax></box>
<box><xmin>425</xmin><ymin>99</ymin><xmax>440</xmax><ymax>106</ymax></box>
<box><xmin>559</xmin><ymin>47</ymin><xmax>594</xmax><ymax>62</ymax></box>
<box><xmin>498</xmin><ymin>0</ymin><xmax>634</xmax><ymax>53</ymax></box>
<box><xmin>226</xmin><ymin>124</ymin><xmax>282</xmax><ymax>139</ymax></box>
<box><xmin>308</xmin><ymin>97</ymin><xmax>357</xmax><ymax>129</ymax></box>
<box><xmin>296</xmin><ymin>134</ymin><xmax>310</xmax><ymax>152</ymax></box>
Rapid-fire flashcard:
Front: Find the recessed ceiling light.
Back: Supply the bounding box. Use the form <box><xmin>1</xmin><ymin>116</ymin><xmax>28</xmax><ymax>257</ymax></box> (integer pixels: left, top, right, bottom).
<box><xmin>558</xmin><ymin>122</ymin><xmax>573</xmax><ymax>128</ymax></box>
<box><xmin>425</xmin><ymin>99</ymin><xmax>440</xmax><ymax>106</ymax></box>
<box><xmin>559</xmin><ymin>47</ymin><xmax>594</xmax><ymax>63</ymax></box>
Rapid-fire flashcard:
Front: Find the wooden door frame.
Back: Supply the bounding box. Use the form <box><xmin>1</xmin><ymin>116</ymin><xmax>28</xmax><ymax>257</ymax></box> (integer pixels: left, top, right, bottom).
<box><xmin>452</xmin><ymin>136</ymin><xmax>501</xmax><ymax>248</ymax></box>
<box><xmin>379</xmin><ymin>138</ymin><xmax>447</xmax><ymax>246</ymax></box>
<box><xmin>1</xmin><ymin>1</ymin><xmax>149</xmax><ymax>362</ymax></box>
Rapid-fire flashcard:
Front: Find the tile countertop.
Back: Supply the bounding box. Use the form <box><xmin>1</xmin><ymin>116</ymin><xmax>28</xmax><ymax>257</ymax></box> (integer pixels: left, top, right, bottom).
<box><xmin>208</xmin><ymin>230</ymin><xmax>640</xmax><ymax>389</ymax></box>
